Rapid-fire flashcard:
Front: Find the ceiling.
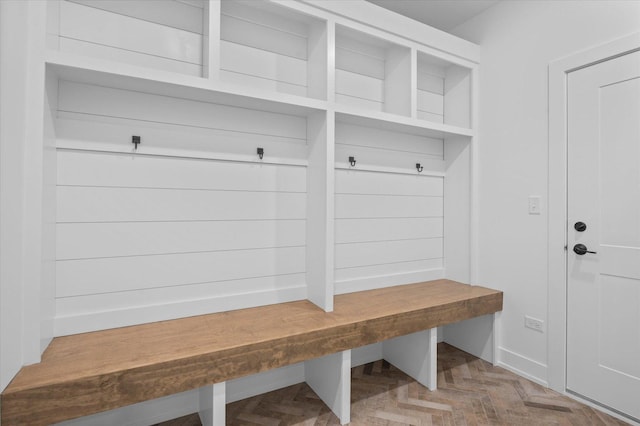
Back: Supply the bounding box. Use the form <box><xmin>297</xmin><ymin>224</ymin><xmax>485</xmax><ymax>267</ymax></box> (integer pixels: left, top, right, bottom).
<box><xmin>366</xmin><ymin>0</ymin><xmax>499</xmax><ymax>32</ymax></box>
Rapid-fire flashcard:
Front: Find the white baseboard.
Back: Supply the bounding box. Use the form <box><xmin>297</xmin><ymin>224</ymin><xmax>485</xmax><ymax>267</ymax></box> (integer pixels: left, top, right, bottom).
<box><xmin>565</xmin><ymin>391</ymin><xmax>640</xmax><ymax>426</ymax></box>
<box><xmin>496</xmin><ymin>346</ymin><xmax>548</xmax><ymax>387</ymax></box>
<box><xmin>334</xmin><ymin>269</ymin><xmax>444</xmax><ymax>295</ymax></box>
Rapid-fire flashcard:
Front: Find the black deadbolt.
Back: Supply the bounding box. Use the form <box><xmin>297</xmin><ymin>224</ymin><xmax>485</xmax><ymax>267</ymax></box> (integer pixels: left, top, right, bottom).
<box><xmin>574</xmin><ymin>221</ymin><xmax>587</xmax><ymax>232</ymax></box>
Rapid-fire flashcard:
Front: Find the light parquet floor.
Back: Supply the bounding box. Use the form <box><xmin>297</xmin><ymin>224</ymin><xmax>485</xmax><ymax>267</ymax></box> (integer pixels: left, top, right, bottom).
<box><xmin>157</xmin><ymin>343</ymin><xmax>629</xmax><ymax>426</ymax></box>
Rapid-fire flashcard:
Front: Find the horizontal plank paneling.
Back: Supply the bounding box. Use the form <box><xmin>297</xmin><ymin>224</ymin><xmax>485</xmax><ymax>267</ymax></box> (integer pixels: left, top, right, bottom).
<box><xmin>417</xmin><ymin>72</ymin><xmax>444</xmax><ymax>94</ymax></box>
<box><xmin>56</xmin><ymin>285</ymin><xmax>307</xmax><ymax>336</ymax></box>
<box><xmin>335</xmin><ymin>238</ymin><xmax>442</xmax><ymax>269</ymax></box>
<box><xmin>67</xmin><ymin>0</ymin><xmax>204</xmax><ymax>34</ymax></box>
<box><xmin>335</xmin><ymin>169</ymin><xmax>442</xmax><ymax>196</ymax></box>
<box><xmin>221</xmin><ymin>0</ymin><xmax>309</xmax><ymax>39</ymax></box>
<box><xmin>334</xmin><ymin>268</ymin><xmax>445</xmax><ymax>295</ymax></box>
<box><xmin>335</xmin><ymin>194</ymin><xmax>443</xmax><ymax>218</ymax></box>
<box><xmin>220</xmin><ymin>41</ymin><xmax>307</xmax><ymax>89</ymax></box>
<box><xmin>221</xmin><ymin>15</ymin><xmax>307</xmax><ymax>60</ymax></box>
<box><xmin>59</xmin><ymin>38</ymin><xmax>202</xmax><ymax>76</ymax></box>
<box><xmin>335</xmin><ymin>218</ymin><xmax>442</xmax><ymax>244</ymax></box>
<box><xmin>219</xmin><ymin>70</ymin><xmax>308</xmax><ymax>98</ymax></box>
<box><xmin>335</xmin><ymin>69</ymin><xmax>384</xmax><ymax>104</ymax></box>
<box><xmin>57</xmin><ymin>220</ymin><xmax>305</xmax><ymax>260</ymax></box>
<box><xmin>56</xmin><ymin>114</ymin><xmax>307</xmax><ymax>161</ymax></box>
<box><xmin>336</xmin><ymin>46</ymin><xmax>385</xmax><ymax>80</ymax></box>
<box><xmin>335</xmin><ymin>94</ymin><xmax>383</xmax><ymax>112</ymax></box>
<box><xmin>336</xmin><ymin>122</ymin><xmax>443</xmax><ymax>157</ymax></box>
<box><xmin>418</xmin><ymin>90</ymin><xmax>444</xmax><ymax>115</ymax></box>
<box><xmin>56</xmin><ymin>274</ymin><xmax>306</xmax><ymax>316</ymax></box>
<box><xmin>58</xmin><ymin>81</ymin><xmax>307</xmax><ymax>141</ymax></box>
<box><xmin>57</xmin><ymin>150</ymin><xmax>306</xmax><ymax>192</ymax></box>
<box><xmin>57</xmin><ymin>246</ymin><xmax>305</xmax><ymax>297</ymax></box>
<box><xmin>59</xmin><ymin>1</ymin><xmax>202</xmax><ymax>64</ymax></box>
<box><xmin>57</xmin><ymin>186</ymin><xmax>306</xmax><ymax>222</ymax></box>
<box><xmin>335</xmin><ymin>259</ymin><xmax>443</xmax><ymax>282</ymax></box>
<box><xmin>417</xmin><ymin>111</ymin><xmax>445</xmax><ymax>124</ymax></box>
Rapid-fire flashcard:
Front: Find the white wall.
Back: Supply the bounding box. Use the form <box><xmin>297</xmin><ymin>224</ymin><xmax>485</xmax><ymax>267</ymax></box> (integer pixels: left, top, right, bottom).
<box><xmin>452</xmin><ymin>1</ymin><xmax>640</xmax><ymax>385</ymax></box>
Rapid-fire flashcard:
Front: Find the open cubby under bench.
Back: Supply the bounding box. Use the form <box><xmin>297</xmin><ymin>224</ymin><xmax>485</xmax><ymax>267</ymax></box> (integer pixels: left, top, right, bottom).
<box><xmin>0</xmin><ymin>279</ymin><xmax>502</xmax><ymax>426</ymax></box>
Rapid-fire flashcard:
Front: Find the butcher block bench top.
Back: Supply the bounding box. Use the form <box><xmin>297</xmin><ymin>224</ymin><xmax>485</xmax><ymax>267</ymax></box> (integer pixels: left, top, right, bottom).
<box><xmin>1</xmin><ymin>279</ymin><xmax>503</xmax><ymax>425</ymax></box>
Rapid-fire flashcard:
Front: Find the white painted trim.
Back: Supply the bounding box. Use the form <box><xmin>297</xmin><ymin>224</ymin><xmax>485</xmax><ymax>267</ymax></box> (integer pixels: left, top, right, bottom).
<box><xmin>547</xmin><ymin>32</ymin><xmax>640</xmax><ymax>393</ymax></box>
<box><xmin>496</xmin><ymin>346</ymin><xmax>548</xmax><ymax>388</ymax></box>
<box><xmin>198</xmin><ymin>382</ymin><xmax>225</xmax><ymax>426</ymax></box>
<box><xmin>564</xmin><ymin>391</ymin><xmax>640</xmax><ymax>426</ymax></box>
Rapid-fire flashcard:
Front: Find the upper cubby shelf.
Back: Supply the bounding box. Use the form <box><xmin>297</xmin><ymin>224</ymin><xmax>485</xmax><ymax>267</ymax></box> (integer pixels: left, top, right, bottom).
<box><xmin>46</xmin><ymin>50</ymin><xmax>327</xmax><ymax>119</ymax></box>
<box><xmin>49</xmin><ymin>0</ymin><xmax>208</xmax><ymax>77</ymax></box>
<box><xmin>335</xmin><ymin>24</ymin><xmax>411</xmax><ymax>117</ymax></box>
<box><xmin>417</xmin><ymin>51</ymin><xmax>472</xmax><ymax>129</ymax></box>
<box><xmin>220</xmin><ymin>0</ymin><xmax>327</xmax><ymax>100</ymax></box>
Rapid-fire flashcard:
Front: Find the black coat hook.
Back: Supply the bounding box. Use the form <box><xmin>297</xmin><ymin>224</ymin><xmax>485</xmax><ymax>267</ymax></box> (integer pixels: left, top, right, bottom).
<box><xmin>349</xmin><ymin>156</ymin><xmax>356</xmax><ymax>167</ymax></box>
<box><xmin>416</xmin><ymin>163</ymin><xmax>423</xmax><ymax>173</ymax></box>
<box><xmin>257</xmin><ymin>147</ymin><xmax>264</xmax><ymax>159</ymax></box>
<box><xmin>132</xmin><ymin>135</ymin><xmax>141</xmax><ymax>150</ymax></box>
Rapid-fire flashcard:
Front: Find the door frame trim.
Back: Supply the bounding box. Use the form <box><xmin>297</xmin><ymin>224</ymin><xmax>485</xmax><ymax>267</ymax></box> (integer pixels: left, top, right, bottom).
<box><xmin>547</xmin><ymin>32</ymin><xmax>640</xmax><ymax>393</ymax></box>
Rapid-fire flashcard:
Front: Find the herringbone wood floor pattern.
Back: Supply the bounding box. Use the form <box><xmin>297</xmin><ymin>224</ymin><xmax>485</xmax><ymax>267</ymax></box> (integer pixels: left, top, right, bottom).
<box><xmin>157</xmin><ymin>343</ymin><xmax>629</xmax><ymax>426</ymax></box>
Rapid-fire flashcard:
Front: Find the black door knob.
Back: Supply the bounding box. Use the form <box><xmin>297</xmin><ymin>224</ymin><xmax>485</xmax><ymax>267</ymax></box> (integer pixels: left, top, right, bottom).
<box><xmin>573</xmin><ymin>243</ymin><xmax>597</xmax><ymax>255</ymax></box>
<box><xmin>574</xmin><ymin>221</ymin><xmax>587</xmax><ymax>232</ymax></box>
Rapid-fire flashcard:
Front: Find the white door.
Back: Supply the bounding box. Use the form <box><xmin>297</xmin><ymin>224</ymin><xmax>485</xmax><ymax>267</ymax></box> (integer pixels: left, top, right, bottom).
<box><xmin>567</xmin><ymin>49</ymin><xmax>640</xmax><ymax>422</ymax></box>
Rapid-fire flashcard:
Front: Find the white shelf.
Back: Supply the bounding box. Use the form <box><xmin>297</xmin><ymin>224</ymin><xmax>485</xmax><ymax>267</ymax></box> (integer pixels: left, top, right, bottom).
<box><xmin>46</xmin><ymin>50</ymin><xmax>328</xmax><ymax>118</ymax></box>
<box><xmin>334</xmin><ymin>104</ymin><xmax>474</xmax><ymax>139</ymax></box>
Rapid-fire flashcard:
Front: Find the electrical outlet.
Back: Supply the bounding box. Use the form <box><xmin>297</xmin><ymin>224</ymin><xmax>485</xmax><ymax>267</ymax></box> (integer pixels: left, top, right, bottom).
<box><xmin>525</xmin><ymin>315</ymin><xmax>544</xmax><ymax>333</ymax></box>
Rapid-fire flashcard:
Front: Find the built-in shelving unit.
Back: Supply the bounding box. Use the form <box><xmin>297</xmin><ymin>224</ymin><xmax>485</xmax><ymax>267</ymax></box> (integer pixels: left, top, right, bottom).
<box><xmin>6</xmin><ymin>0</ymin><xmax>481</xmax><ymax>423</ymax></box>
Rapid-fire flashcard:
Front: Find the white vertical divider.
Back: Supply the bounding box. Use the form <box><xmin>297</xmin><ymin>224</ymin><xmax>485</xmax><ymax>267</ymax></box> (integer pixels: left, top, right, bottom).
<box><xmin>306</xmin><ymin>110</ymin><xmax>335</xmax><ymax>311</ymax></box>
<box><xmin>384</xmin><ymin>45</ymin><xmax>412</xmax><ymax>116</ymax></box>
<box><xmin>443</xmin><ymin>135</ymin><xmax>471</xmax><ymax>283</ymax></box>
<box><xmin>198</xmin><ymin>382</ymin><xmax>226</xmax><ymax>426</ymax></box>
<box><xmin>410</xmin><ymin>48</ymin><xmax>418</xmax><ymax>119</ymax></box>
<box><xmin>307</xmin><ymin>19</ymin><xmax>328</xmax><ymax>100</ymax></box>
<box><xmin>202</xmin><ymin>0</ymin><xmax>221</xmax><ymax>80</ymax></box>
<box><xmin>326</xmin><ymin>20</ymin><xmax>336</xmax><ymax>103</ymax></box>
<box><xmin>305</xmin><ymin>350</ymin><xmax>351</xmax><ymax>425</ymax></box>
<box><xmin>383</xmin><ymin>328</ymin><xmax>438</xmax><ymax>390</ymax></box>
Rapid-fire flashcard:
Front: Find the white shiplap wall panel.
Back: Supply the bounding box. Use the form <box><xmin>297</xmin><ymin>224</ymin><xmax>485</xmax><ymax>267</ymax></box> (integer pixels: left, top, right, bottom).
<box><xmin>58</xmin><ymin>81</ymin><xmax>307</xmax><ymax>140</ymax></box>
<box><xmin>57</xmin><ymin>220</ymin><xmax>305</xmax><ymax>260</ymax></box>
<box><xmin>335</xmin><ymin>259</ymin><xmax>443</xmax><ymax>283</ymax></box>
<box><xmin>59</xmin><ymin>1</ymin><xmax>202</xmax><ymax>64</ymax></box>
<box><xmin>56</xmin><ymin>114</ymin><xmax>307</xmax><ymax>161</ymax></box>
<box><xmin>57</xmin><ymin>186</ymin><xmax>306</xmax><ymax>222</ymax></box>
<box><xmin>335</xmin><ymin>194</ymin><xmax>443</xmax><ymax>219</ymax></box>
<box><xmin>57</xmin><ymin>150</ymin><xmax>306</xmax><ymax>192</ymax></box>
<box><xmin>334</xmin><ymin>122</ymin><xmax>445</xmax><ymax>294</ymax></box>
<box><xmin>57</xmin><ymin>246</ymin><xmax>305</xmax><ymax>297</ymax></box>
<box><xmin>335</xmin><ymin>217</ymin><xmax>442</xmax><ymax>244</ymax></box>
<box><xmin>56</xmin><ymin>273</ymin><xmax>306</xmax><ymax>317</ymax></box>
<box><xmin>335</xmin><ymin>238</ymin><xmax>442</xmax><ymax>269</ymax></box>
<box><xmin>219</xmin><ymin>0</ymin><xmax>313</xmax><ymax>96</ymax></box>
<box><xmin>54</xmin><ymin>81</ymin><xmax>309</xmax><ymax>334</ymax></box>
<box><xmin>335</xmin><ymin>169</ymin><xmax>442</xmax><ymax>196</ymax></box>
<box><xmin>67</xmin><ymin>0</ymin><xmax>205</xmax><ymax>34</ymax></box>
<box><xmin>335</xmin><ymin>69</ymin><xmax>384</xmax><ymax>108</ymax></box>
<box><xmin>59</xmin><ymin>38</ymin><xmax>203</xmax><ymax>77</ymax></box>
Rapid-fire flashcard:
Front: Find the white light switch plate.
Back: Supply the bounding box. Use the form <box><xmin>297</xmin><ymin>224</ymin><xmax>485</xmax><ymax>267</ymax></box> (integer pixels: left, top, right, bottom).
<box><xmin>528</xmin><ymin>196</ymin><xmax>541</xmax><ymax>215</ymax></box>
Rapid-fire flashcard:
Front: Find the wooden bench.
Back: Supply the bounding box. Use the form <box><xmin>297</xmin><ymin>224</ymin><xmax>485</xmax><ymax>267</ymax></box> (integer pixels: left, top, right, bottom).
<box><xmin>0</xmin><ymin>279</ymin><xmax>502</xmax><ymax>425</ymax></box>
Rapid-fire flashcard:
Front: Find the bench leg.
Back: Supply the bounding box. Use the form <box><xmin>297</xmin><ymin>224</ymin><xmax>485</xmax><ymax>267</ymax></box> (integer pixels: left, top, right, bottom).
<box><xmin>305</xmin><ymin>350</ymin><xmax>351</xmax><ymax>424</ymax></box>
<box><xmin>382</xmin><ymin>328</ymin><xmax>438</xmax><ymax>391</ymax></box>
<box><xmin>198</xmin><ymin>382</ymin><xmax>226</xmax><ymax>426</ymax></box>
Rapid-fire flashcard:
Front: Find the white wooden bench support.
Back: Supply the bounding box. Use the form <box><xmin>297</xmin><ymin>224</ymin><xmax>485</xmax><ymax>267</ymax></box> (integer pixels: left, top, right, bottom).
<box><xmin>383</xmin><ymin>328</ymin><xmax>438</xmax><ymax>390</ymax></box>
<box><xmin>198</xmin><ymin>382</ymin><xmax>226</xmax><ymax>426</ymax></box>
<box><xmin>305</xmin><ymin>349</ymin><xmax>351</xmax><ymax>425</ymax></box>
